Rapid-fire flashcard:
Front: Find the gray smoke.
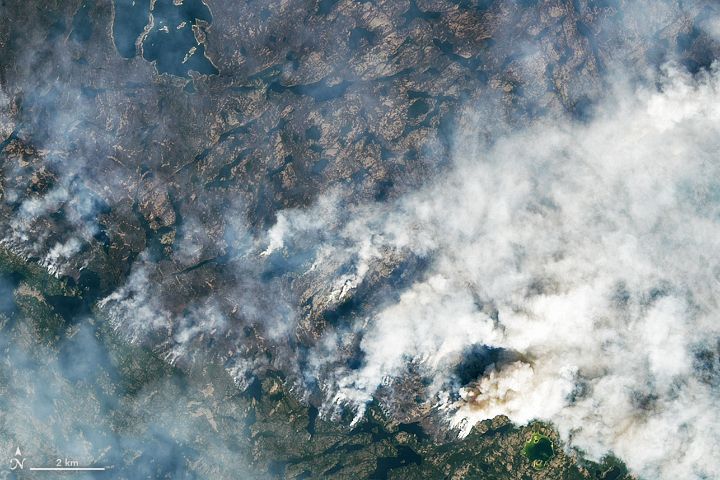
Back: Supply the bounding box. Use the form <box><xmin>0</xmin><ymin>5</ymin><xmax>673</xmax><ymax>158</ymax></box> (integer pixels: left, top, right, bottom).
<box><xmin>97</xmin><ymin>58</ymin><xmax>720</xmax><ymax>478</ymax></box>
<box><xmin>261</xmin><ymin>63</ymin><xmax>720</xmax><ymax>478</ymax></box>
<box><xmin>0</xmin><ymin>297</ymin><xmax>262</xmax><ymax>480</ymax></box>
<box><xmin>5</xmin><ymin>0</ymin><xmax>720</xmax><ymax>477</ymax></box>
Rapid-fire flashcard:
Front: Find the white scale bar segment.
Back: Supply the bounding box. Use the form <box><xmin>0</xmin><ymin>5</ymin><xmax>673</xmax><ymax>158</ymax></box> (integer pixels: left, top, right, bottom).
<box><xmin>29</xmin><ymin>467</ymin><xmax>107</xmax><ymax>471</ymax></box>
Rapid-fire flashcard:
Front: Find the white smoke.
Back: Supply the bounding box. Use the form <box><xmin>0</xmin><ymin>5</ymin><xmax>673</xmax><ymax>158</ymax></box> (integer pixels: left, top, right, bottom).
<box><xmin>41</xmin><ymin>237</ymin><xmax>82</xmax><ymax>276</ymax></box>
<box><xmin>264</xmin><ymin>63</ymin><xmax>720</xmax><ymax>478</ymax></box>
<box><xmin>98</xmin><ymin>256</ymin><xmax>173</xmax><ymax>343</ymax></box>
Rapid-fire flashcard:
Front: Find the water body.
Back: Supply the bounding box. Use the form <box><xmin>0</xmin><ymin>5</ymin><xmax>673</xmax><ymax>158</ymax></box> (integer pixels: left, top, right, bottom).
<box><xmin>141</xmin><ymin>0</ymin><xmax>218</xmax><ymax>76</ymax></box>
<box><xmin>69</xmin><ymin>1</ymin><xmax>93</xmax><ymax>45</ymax></box>
<box><xmin>523</xmin><ymin>433</ymin><xmax>554</xmax><ymax>469</ymax></box>
<box><xmin>306</xmin><ymin>405</ymin><xmax>319</xmax><ymax>435</ymax></box>
<box><xmin>371</xmin><ymin>446</ymin><xmax>422</xmax><ymax>479</ymax></box>
<box><xmin>112</xmin><ymin>0</ymin><xmax>152</xmax><ymax>58</ymax></box>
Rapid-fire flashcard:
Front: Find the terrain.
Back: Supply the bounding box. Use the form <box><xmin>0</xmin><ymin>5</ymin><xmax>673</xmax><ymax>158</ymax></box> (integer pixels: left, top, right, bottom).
<box><xmin>1</xmin><ymin>0</ymin><xmax>719</xmax><ymax>478</ymax></box>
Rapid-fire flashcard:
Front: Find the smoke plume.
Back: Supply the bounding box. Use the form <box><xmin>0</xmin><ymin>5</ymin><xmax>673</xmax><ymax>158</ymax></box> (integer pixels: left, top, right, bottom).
<box><xmin>263</xmin><ymin>63</ymin><xmax>720</xmax><ymax>478</ymax></box>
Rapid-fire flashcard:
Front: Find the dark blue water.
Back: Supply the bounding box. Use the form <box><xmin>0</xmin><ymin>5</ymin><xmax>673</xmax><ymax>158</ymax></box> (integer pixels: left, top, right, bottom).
<box><xmin>70</xmin><ymin>1</ymin><xmax>93</xmax><ymax>45</ymax></box>
<box><xmin>112</xmin><ymin>0</ymin><xmax>151</xmax><ymax>58</ymax></box>
<box><xmin>141</xmin><ymin>0</ymin><xmax>218</xmax><ymax>76</ymax></box>
<box><xmin>371</xmin><ymin>446</ymin><xmax>422</xmax><ymax>479</ymax></box>
<box><xmin>402</xmin><ymin>0</ymin><xmax>441</xmax><ymax>25</ymax></box>
<box><xmin>112</xmin><ymin>0</ymin><xmax>217</xmax><ymax>76</ymax></box>
<box><xmin>306</xmin><ymin>405</ymin><xmax>319</xmax><ymax>435</ymax></box>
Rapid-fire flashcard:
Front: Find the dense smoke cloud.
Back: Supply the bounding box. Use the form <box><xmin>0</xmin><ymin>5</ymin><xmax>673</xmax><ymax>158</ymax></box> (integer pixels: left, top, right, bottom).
<box><xmin>263</xmin><ymin>63</ymin><xmax>720</xmax><ymax>478</ymax></box>
<box><xmin>5</xmin><ymin>0</ymin><xmax>720</xmax><ymax>477</ymax></box>
<box><xmin>95</xmin><ymin>58</ymin><xmax>720</xmax><ymax>479</ymax></box>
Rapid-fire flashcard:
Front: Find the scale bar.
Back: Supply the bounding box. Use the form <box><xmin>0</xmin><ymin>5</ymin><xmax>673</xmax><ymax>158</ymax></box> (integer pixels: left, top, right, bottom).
<box><xmin>30</xmin><ymin>467</ymin><xmax>106</xmax><ymax>471</ymax></box>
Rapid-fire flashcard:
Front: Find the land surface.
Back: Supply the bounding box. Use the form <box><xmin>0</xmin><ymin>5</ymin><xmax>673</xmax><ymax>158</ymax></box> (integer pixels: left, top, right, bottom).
<box><xmin>1</xmin><ymin>0</ymin><xmax>718</xmax><ymax>478</ymax></box>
